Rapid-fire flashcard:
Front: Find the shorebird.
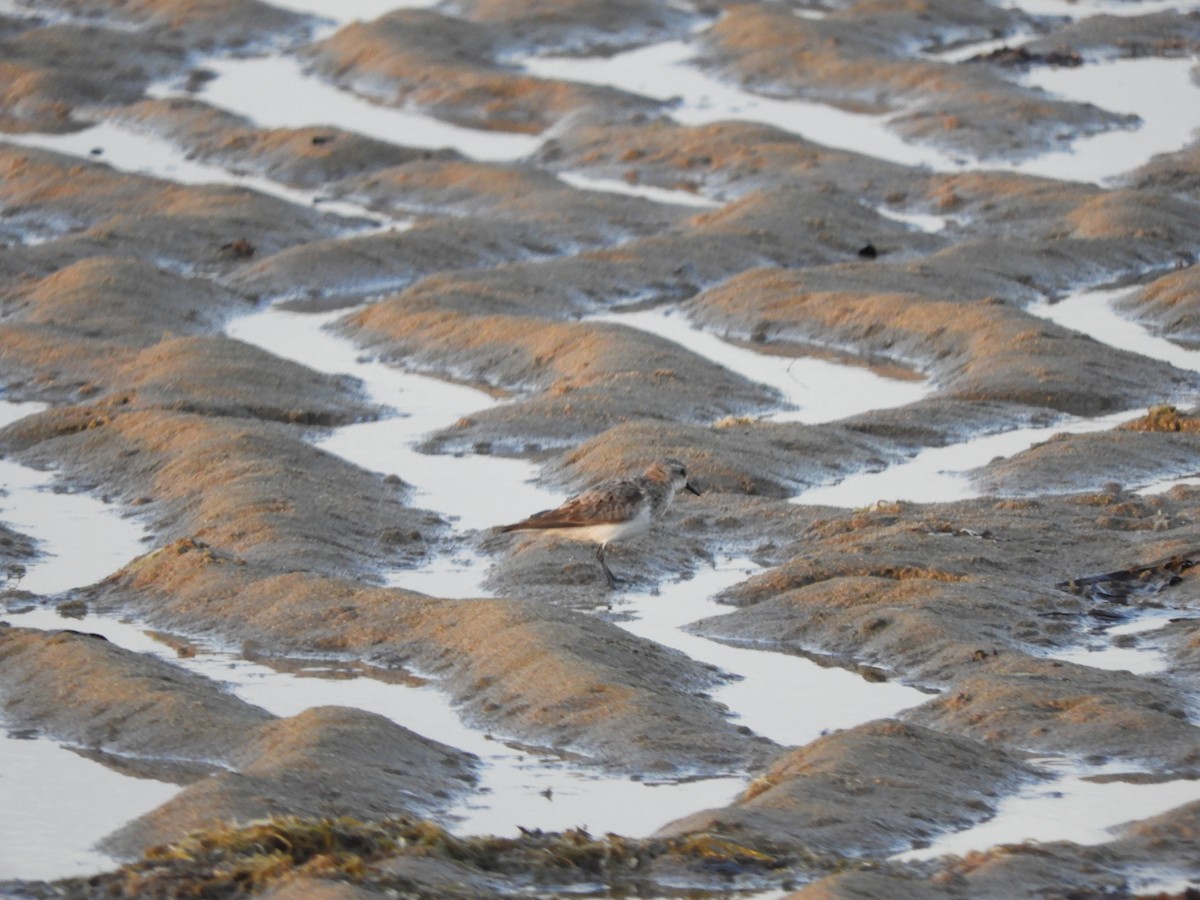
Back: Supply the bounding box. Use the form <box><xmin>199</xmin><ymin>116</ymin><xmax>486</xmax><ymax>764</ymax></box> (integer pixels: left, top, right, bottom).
<box><xmin>499</xmin><ymin>458</ymin><xmax>700</xmax><ymax>589</ymax></box>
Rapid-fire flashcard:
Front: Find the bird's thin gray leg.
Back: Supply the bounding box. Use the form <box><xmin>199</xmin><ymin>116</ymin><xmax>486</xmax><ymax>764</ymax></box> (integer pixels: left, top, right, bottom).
<box><xmin>596</xmin><ymin>543</ymin><xmax>618</xmax><ymax>589</ymax></box>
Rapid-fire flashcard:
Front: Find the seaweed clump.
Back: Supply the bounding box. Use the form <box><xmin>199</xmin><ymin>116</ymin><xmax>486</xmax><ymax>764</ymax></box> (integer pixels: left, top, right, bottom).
<box><xmin>38</xmin><ymin>815</ymin><xmax>821</xmax><ymax>898</ymax></box>
<box><xmin>1119</xmin><ymin>404</ymin><xmax>1200</xmax><ymax>433</ymax></box>
<box><xmin>122</xmin><ymin>817</ymin><xmax>411</xmax><ymax>896</ymax></box>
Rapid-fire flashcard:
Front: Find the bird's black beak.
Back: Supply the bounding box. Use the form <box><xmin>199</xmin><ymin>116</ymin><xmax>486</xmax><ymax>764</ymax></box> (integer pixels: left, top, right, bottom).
<box><xmin>685</xmin><ymin>481</ymin><xmax>701</xmax><ymax>496</ymax></box>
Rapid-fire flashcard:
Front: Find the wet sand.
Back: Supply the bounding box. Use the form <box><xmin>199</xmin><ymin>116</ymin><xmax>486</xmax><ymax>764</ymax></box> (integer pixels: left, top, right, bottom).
<box><xmin>2</xmin><ymin>0</ymin><xmax>1200</xmax><ymax>897</ymax></box>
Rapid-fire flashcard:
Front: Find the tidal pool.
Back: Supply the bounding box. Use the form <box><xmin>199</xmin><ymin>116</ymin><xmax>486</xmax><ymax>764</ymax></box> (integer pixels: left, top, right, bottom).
<box><xmin>895</xmin><ymin>757</ymin><xmax>1200</xmax><ymax>864</ymax></box>
<box><xmin>153</xmin><ymin>55</ymin><xmax>540</xmax><ymax>163</ymax></box>
<box><xmin>592</xmin><ymin>307</ymin><xmax>930</xmax><ymax>425</ymax></box>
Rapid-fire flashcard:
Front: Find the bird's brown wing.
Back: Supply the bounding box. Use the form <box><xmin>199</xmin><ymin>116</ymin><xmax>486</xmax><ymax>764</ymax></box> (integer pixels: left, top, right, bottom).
<box><xmin>500</xmin><ymin>479</ymin><xmax>642</xmax><ymax>531</ymax></box>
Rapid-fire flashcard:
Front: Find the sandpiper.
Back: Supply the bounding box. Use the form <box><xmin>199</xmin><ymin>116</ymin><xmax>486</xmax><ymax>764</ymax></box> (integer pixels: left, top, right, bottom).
<box><xmin>499</xmin><ymin>458</ymin><xmax>701</xmax><ymax>589</ymax></box>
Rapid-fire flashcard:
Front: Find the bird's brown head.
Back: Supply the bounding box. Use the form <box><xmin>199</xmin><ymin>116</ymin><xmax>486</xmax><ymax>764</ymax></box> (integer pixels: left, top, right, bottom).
<box><xmin>645</xmin><ymin>457</ymin><xmax>701</xmax><ymax>496</ymax></box>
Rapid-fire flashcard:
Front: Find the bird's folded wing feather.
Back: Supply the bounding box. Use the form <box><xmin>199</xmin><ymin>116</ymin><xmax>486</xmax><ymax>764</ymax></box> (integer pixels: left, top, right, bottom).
<box><xmin>503</xmin><ymin>480</ymin><xmax>642</xmax><ymax>530</ymax></box>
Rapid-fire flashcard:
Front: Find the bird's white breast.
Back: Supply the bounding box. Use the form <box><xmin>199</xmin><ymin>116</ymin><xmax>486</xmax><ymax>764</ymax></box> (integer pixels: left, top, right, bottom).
<box><xmin>554</xmin><ymin>504</ymin><xmax>653</xmax><ymax>544</ymax></box>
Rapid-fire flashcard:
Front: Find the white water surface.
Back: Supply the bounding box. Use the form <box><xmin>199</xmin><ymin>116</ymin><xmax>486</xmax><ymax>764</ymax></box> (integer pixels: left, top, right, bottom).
<box><xmin>524</xmin><ymin>40</ymin><xmax>963</xmax><ymax>171</ymax></box>
<box><xmin>0</xmin><ymin>462</ymin><xmax>148</xmax><ymax>597</ymax></box>
<box><xmin>0</xmin><ymin>398</ymin><xmax>44</xmax><ymax>429</ymax></box>
<box><xmin>5</xmin><ymin>574</ymin><xmax>857</xmax><ymax>842</ymax></box>
<box><xmin>1139</xmin><ymin>472</ymin><xmax>1200</xmax><ymax>494</ymax></box>
<box><xmin>616</xmin><ymin>557</ymin><xmax>925</xmax><ymax>747</ymax></box>
<box><xmin>995</xmin><ymin>0</ymin><xmax>1200</xmax><ymax>19</ymax></box>
<box><xmin>225</xmin><ymin>306</ymin><xmax>560</xmax><ymax>537</ymax></box>
<box><xmin>1006</xmin><ymin>56</ymin><xmax>1200</xmax><ymax>184</ymax></box>
<box><xmin>0</xmin><ymin>399</ymin><xmax>144</xmax><ymax>596</ymax></box>
<box><xmin>156</xmin><ymin>55</ymin><xmax>540</xmax><ymax>163</ymax></box>
<box><xmin>1</xmin><ymin>605</ymin><xmax>744</xmax><ymax>841</ymax></box>
<box><xmin>896</xmin><ymin>758</ymin><xmax>1200</xmax><ymax>861</ymax></box>
<box><xmin>875</xmin><ymin>204</ymin><xmax>955</xmax><ymax>234</ymax></box>
<box><xmin>1138</xmin><ymin>875</ymin><xmax>1200</xmax><ymax>897</ymax></box>
<box><xmin>1055</xmin><ymin>607</ymin><xmax>1200</xmax><ymax>674</ymax></box>
<box><xmin>558</xmin><ymin>171</ymin><xmax>723</xmax><ymax>208</ymax></box>
<box><xmin>0</xmin><ymin>411</ymin><xmax>174</xmax><ymax>881</ymax></box>
<box><xmin>228</xmin><ymin>307</ymin><xmax>926</xmax><ymax>738</ymax></box>
<box><xmin>0</xmin><ymin>729</ymin><xmax>179</xmax><ymax>881</ymax></box>
<box><xmin>796</xmin><ymin>410</ymin><xmax>1141</xmax><ymax>508</ymax></box>
<box><xmin>931</xmin><ymin>34</ymin><xmax>1035</xmax><ymax>65</ymax></box>
<box><xmin>1027</xmin><ymin>281</ymin><xmax>1200</xmax><ymax>496</ymax></box>
<box><xmin>523</xmin><ymin>29</ymin><xmax>1200</xmax><ymax>182</ymax></box>
<box><xmin>1029</xmin><ymin>285</ymin><xmax>1200</xmax><ymax>373</ymax></box>
<box><xmin>1053</xmin><ymin>628</ymin><xmax>1168</xmax><ymax>675</ymax></box>
<box><xmin>593</xmin><ymin>307</ymin><xmax>930</xmax><ymax>425</ymax></box>
<box><xmin>261</xmin><ymin>0</ymin><xmax>440</xmax><ymax>25</ymax></box>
